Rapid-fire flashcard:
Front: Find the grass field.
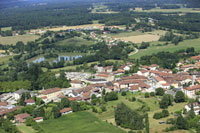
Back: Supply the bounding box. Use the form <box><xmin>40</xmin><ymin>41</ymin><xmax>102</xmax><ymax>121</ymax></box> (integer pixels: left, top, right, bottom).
<box><xmin>108</xmin><ymin>30</ymin><xmax>166</xmax><ymax>43</ymax></box>
<box><xmin>135</xmin><ymin>7</ymin><xmax>200</xmax><ymax>13</ymax></box>
<box><xmin>55</xmin><ymin>37</ymin><xmax>94</xmax><ymax>46</ymax></box>
<box><xmin>0</xmin><ymin>35</ymin><xmax>40</xmax><ymax>45</ymax></box>
<box><xmin>1</xmin><ymin>27</ymin><xmax>12</xmax><ymax>31</ymax></box>
<box><xmin>17</xmin><ymin>124</ymin><xmax>35</xmax><ymax>133</ymax></box>
<box><xmin>93</xmin><ymin>92</ymin><xmax>187</xmax><ymax>133</ymax></box>
<box><xmin>47</xmin><ymin>24</ymin><xmax>104</xmax><ymax>31</ymax></box>
<box><xmin>129</xmin><ymin>38</ymin><xmax>200</xmax><ymax>59</ymax></box>
<box><xmin>39</xmin><ymin>111</ymin><xmax>125</xmax><ymax>133</ymax></box>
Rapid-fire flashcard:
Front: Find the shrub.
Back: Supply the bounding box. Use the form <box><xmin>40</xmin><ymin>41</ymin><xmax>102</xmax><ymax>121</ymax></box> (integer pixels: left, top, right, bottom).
<box><xmin>166</xmin><ymin>118</ymin><xmax>175</xmax><ymax>124</ymax></box>
<box><xmin>153</xmin><ymin>110</ymin><xmax>169</xmax><ymax>119</ymax></box>
<box><xmin>145</xmin><ymin>93</ymin><xmax>150</xmax><ymax>98</ymax></box>
<box><xmin>150</xmin><ymin>92</ymin><xmax>155</xmax><ymax>97</ymax></box>
<box><xmin>132</xmin><ymin>97</ymin><xmax>136</xmax><ymax>102</ymax></box>
<box><xmin>121</xmin><ymin>91</ymin><xmax>127</xmax><ymax>96</ymax></box>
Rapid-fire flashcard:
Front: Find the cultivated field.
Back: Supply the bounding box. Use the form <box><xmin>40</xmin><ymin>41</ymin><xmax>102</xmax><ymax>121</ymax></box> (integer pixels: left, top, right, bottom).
<box><xmin>39</xmin><ymin>111</ymin><xmax>125</xmax><ymax>133</ymax></box>
<box><xmin>135</xmin><ymin>7</ymin><xmax>200</xmax><ymax>13</ymax></box>
<box><xmin>129</xmin><ymin>38</ymin><xmax>200</xmax><ymax>59</ymax></box>
<box><xmin>1</xmin><ymin>27</ymin><xmax>12</xmax><ymax>31</ymax></box>
<box><xmin>120</xmin><ymin>34</ymin><xmax>160</xmax><ymax>43</ymax></box>
<box><xmin>0</xmin><ymin>35</ymin><xmax>40</xmax><ymax>45</ymax></box>
<box><xmin>47</xmin><ymin>24</ymin><xmax>104</xmax><ymax>32</ymax></box>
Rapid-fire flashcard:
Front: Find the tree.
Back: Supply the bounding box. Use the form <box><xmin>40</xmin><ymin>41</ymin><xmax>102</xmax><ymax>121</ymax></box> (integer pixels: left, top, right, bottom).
<box><xmin>25</xmin><ymin>117</ymin><xmax>35</xmax><ymax>126</ymax></box>
<box><xmin>60</xmin><ymin>98</ymin><xmax>70</xmax><ymax>109</ymax></box>
<box><xmin>105</xmin><ymin>91</ymin><xmax>118</xmax><ymax>102</ymax></box>
<box><xmin>156</xmin><ymin>88</ymin><xmax>164</xmax><ymax>96</ymax></box>
<box><xmin>176</xmin><ymin>115</ymin><xmax>188</xmax><ymax>130</ymax></box>
<box><xmin>145</xmin><ymin>93</ymin><xmax>150</xmax><ymax>98</ymax></box>
<box><xmin>175</xmin><ymin>91</ymin><xmax>185</xmax><ymax>103</ymax></box>
<box><xmin>71</xmin><ymin>101</ymin><xmax>81</xmax><ymax>112</ymax></box>
<box><xmin>121</xmin><ymin>91</ymin><xmax>127</xmax><ymax>96</ymax></box>
<box><xmin>160</xmin><ymin>94</ymin><xmax>173</xmax><ymax>109</ymax></box>
<box><xmin>145</xmin><ymin>113</ymin><xmax>149</xmax><ymax>133</ymax></box>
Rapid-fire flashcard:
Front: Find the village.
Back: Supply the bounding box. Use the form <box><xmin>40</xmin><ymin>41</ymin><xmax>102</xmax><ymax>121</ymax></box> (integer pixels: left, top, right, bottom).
<box><xmin>1</xmin><ymin>53</ymin><xmax>200</xmax><ymax>125</ymax></box>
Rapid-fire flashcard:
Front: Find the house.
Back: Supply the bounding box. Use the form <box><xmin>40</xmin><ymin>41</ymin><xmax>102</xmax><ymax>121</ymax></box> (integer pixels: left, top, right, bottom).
<box><xmin>183</xmin><ymin>85</ymin><xmax>200</xmax><ymax>98</ymax></box>
<box><xmin>149</xmin><ymin>64</ymin><xmax>159</xmax><ymax>70</ymax></box>
<box><xmin>113</xmin><ymin>69</ymin><xmax>125</xmax><ymax>76</ymax></box>
<box><xmin>24</xmin><ymin>99</ymin><xmax>35</xmax><ymax>105</ymax></box>
<box><xmin>39</xmin><ymin>88</ymin><xmax>62</xmax><ymax>102</ymax></box>
<box><xmin>14</xmin><ymin>113</ymin><xmax>30</xmax><ymax>123</ymax></box>
<box><xmin>0</xmin><ymin>106</ymin><xmax>23</xmax><ymax>118</ymax></box>
<box><xmin>60</xmin><ymin>107</ymin><xmax>72</xmax><ymax>115</ymax></box>
<box><xmin>14</xmin><ymin>89</ymin><xmax>29</xmax><ymax>100</ymax></box>
<box><xmin>96</xmin><ymin>72</ymin><xmax>114</xmax><ymax>81</ymax></box>
<box><xmin>137</xmin><ymin>70</ymin><xmax>149</xmax><ymax>77</ymax></box>
<box><xmin>34</xmin><ymin>117</ymin><xmax>43</xmax><ymax>122</ymax></box>
<box><xmin>121</xmin><ymin>65</ymin><xmax>130</xmax><ymax>71</ymax></box>
<box><xmin>104</xmin><ymin>66</ymin><xmax>113</xmax><ymax>73</ymax></box>
<box><xmin>130</xmin><ymin>85</ymin><xmax>140</xmax><ymax>93</ymax></box>
<box><xmin>191</xmin><ymin>56</ymin><xmax>200</xmax><ymax>62</ymax></box>
<box><xmin>185</xmin><ymin>102</ymin><xmax>200</xmax><ymax>115</ymax></box>
<box><xmin>70</xmin><ymin>80</ymin><xmax>85</xmax><ymax>88</ymax></box>
<box><xmin>0</xmin><ymin>102</ymin><xmax>8</xmax><ymax>108</ymax></box>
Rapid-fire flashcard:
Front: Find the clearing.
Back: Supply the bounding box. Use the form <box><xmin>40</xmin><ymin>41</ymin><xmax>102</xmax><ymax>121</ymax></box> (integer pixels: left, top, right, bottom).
<box><xmin>39</xmin><ymin>111</ymin><xmax>125</xmax><ymax>133</ymax></box>
<box><xmin>0</xmin><ymin>34</ymin><xmax>40</xmax><ymax>45</ymax></box>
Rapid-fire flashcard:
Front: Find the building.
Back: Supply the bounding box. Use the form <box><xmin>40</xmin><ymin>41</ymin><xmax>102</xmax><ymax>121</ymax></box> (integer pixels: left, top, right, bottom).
<box><xmin>34</xmin><ymin>117</ymin><xmax>44</xmax><ymax>122</ymax></box>
<box><xmin>24</xmin><ymin>99</ymin><xmax>35</xmax><ymax>105</ymax></box>
<box><xmin>14</xmin><ymin>89</ymin><xmax>29</xmax><ymax>100</ymax></box>
<box><xmin>60</xmin><ymin>108</ymin><xmax>73</xmax><ymax>115</ymax></box>
<box><xmin>39</xmin><ymin>88</ymin><xmax>62</xmax><ymax>102</ymax></box>
<box><xmin>183</xmin><ymin>85</ymin><xmax>200</xmax><ymax>98</ymax></box>
<box><xmin>14</xmin><ymin>113</ymin><xmax>30</xmax><ymax>123</ymax></box>
<box><xmin>70</xmin><ymin>80</ymin><xmax>85</xmax><ymax>88</ymax></box>
<box><xmin>185</xmin><ymin>102</ymin><xmax>200</xmax><ymax>115</ymax></box>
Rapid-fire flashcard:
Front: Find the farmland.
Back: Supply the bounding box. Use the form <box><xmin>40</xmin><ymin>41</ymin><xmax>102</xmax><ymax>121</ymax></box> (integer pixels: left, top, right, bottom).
<box><xmin>108</xmin><ymin>30</ymin><xmax>166</xmax><ymax>43</ymax></box>
<box><xmin>39</xmin><ymin>111</ymin><xmax>125</xmax><ymax>133</ymax></box>
<box><xmin>0</xmin><ymin>34</ymin><xmax>40</xmax><ymax>45</ymax></box>
<box><xmin>129</xmin><ymin>38</ymin><xmax>200</xmax><ymax>59</ymax></box>
<box><xmin>135</xmin><ymin>7</ymin><xmax>200</xmax><ymax>13</ymax></box>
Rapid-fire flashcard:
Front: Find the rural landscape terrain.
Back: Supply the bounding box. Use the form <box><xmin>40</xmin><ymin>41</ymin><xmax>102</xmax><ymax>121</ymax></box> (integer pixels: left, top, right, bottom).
<box><xmin>1</xmin><ymin>0</ymin><xmax>200</xmax><ymax>133</ymax></box>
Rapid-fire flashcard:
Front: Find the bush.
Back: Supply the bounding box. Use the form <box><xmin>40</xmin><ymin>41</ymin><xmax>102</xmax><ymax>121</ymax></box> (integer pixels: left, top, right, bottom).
<box><xmin>145</xmin><ymin>93</ymin><xmax>150</xmax><ymax>98</ymax></box>
<box><xmin>156</xmin><ymin>88</ymin><xmax>164</xmax><ymax>96</ymax></box>
<box><xmin>105</xmin><ymin>92</ymin><xmax>118</xmax><ymax>101</ymax></box>
<box><xmin>100</xmin><ymin>106</ymin><xmax>107</xmax><ymax>112</ymax></box>
<box><xmin>121</xmin><ymin>91</ymin><xmax>127</xmax><ymax>96</ymax></box>
<box><xmin>166</xmin><ymin>118</ymin><xmax>176</xmax><ymax>124</ymax></box>
<box><xmin>132</xmin><ymin>97</ymin><xmax>136</xmax><ymax>102</ymax></box>
<box><xmin>150</xmin><ymin>92</ymin><xmax>155</xmax><ymax>97</ymax></box>
<box><xmin>153</xmin><ymin>110</ymin><xmax>169</xmax><ymax>119</ymax></box>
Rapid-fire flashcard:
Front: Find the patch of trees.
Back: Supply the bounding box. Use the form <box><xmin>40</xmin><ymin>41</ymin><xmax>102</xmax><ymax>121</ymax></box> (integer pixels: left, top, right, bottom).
<box><xmin>0</xmin><ymin>118</ymin><xmax>20</xmax><ymax>133</ymax></box>
<box><xmin>153</xmin><ymin>109</ymin><xmax>169</xmax><ymax>119</ymax></box>
<box><xmin>174</xmin><ymin>91</ymin><xmax>185</xmax><ymax>103</ymax></box>
<box><xmin>159</xmin><ymin>94</ymin><xmax>173</xmax><ymax>109</ymax></box>
<box><xmin>159</xmin><ymin>32</ymin><xmax>183</xmax><ymax>45</ymax></box>
<box><xmin>115</xmin><ymin>103</ymin><xmax>144</xmax><ymax>130</ymax></box>
<box><xmin>139</xmin><ymin>42</ymin><xmax>150</xmax><ymax>49</ymax></box>
<box><xmin>105</xmin><ymin>91</ymin><xmax>118</xmax><ymax>101</ymax></box>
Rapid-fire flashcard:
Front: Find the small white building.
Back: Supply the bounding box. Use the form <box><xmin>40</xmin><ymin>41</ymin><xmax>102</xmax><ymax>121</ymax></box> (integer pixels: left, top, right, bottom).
<box><xmin>60</xmin><ymin>108</ymin><xmax>73</xmax><ymax>115</ymax></box>
<box><xmin>34</xmin><ymin>117</ymin><xmax>44</xmax><ymax>123</ymax></box>
<box><xmin>185</xmin><ymin>102</ymin><xmax>200</xmax><ymax>115</ymax></box>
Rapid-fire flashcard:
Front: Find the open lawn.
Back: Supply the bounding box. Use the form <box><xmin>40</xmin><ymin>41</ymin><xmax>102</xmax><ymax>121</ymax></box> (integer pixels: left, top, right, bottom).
<box><xmin>1</xmin><ymin>27</ymin><xmax>12</xmax><ymax>31</ymax></box>
<box><xmin>47</xmin><ymin>24</ymin><xmax>104</xmax><ymax>31</ymax></box>
<box><xmin>135</xmin><ymin>7</ymin><xmax>200</xmax><ymax>13</ymax></box>
<box><xmin>129</xmin><ymin>38</ymin><xmax>200</xmax><ymax>59</ymax></box>
<box><xmin>17</xmin><ymin>124</ymin><xmax>35</xmax><ymax>133</ymax></box>
<box><xmin>55</xmin><ymin>37</ymin><xmax>94</xmax><ymax>46</ymax></box>
<box><xmin>39</xmin><ymin>111</ymin><xmax>125</xmax><ymax>133</ymax></box>
<box><xmin>0</xmin><ymin>34</ymin><xmax>40</xmax><ymax>45</ymax></box>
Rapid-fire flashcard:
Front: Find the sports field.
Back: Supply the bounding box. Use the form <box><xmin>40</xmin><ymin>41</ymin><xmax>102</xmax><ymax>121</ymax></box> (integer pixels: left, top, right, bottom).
<box><xmin>39</xmin><ymin>111</ymin><xmax>125</xmax><ymax>133</ymax></box>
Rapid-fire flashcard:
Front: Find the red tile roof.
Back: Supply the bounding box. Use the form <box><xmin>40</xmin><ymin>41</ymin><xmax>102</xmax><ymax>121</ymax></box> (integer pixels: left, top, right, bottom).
<box><xmin>14</xmin><ymin>113</ymin><xmax>30</xmax><ymax>123</ymax></box>
<box><xmin>185</xmin><ymin>85</ymin><xmax>200</xmax><ymax>91</ymax></box>
<box><xmin>60</xmin><ymin>108</ymin><xmax>72</xmax><ymax>113</ymax></box>
<box><xmin>24</xmin><ymin>99</ymin><xmax>35</xmax><ymax>103</ymax></box>
<box><xmin>41</xmin><ymin>88</ymin><xmax>61</xmax><ymax>95</ymax></box>
<box><xmin>34</xmin><ymin>117</ymin><xmax>43</xmax><ymax>120</ymax></box>
<box><xmin>70</xmin><ymin>80</ymin><xmax>82</xmax><ymax>84</ymax></box>
<box><xmin>0</xmin><ymin>106</ymin><xmax>24</xmax><ymax>116</ymax></box>
<box><xmin>0</xmin><ymin>102</ymin><xmax>8</xmax><ymax>106</ymax></box>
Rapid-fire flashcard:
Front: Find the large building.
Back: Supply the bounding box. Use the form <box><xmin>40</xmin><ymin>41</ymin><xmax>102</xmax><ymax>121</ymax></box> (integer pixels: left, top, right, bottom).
<box><xmin>39</xmin><ymin>88</ymin><xmax>62</xmax><ymax>103</ymax></box>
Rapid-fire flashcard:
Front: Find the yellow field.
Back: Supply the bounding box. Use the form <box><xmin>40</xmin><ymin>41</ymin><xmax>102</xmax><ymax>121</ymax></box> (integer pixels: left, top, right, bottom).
<box><xmin>0</xmin><ymin>35</ymin><xmax>40</xmax><ymax>45</ymax></box>
<box><xmin>47</xmin><ymin>24</ymin><xmax>104</xmax><ymax>31</ymax></box>
<box><xmin>119</xmin><ymin>34</ymin><xmax>160</xmax><ymax>43</ymax></box>
<box><xmin>0</xmin><ymin>50</ymin><xmax>5</xmax><ymax>53</ymax></box>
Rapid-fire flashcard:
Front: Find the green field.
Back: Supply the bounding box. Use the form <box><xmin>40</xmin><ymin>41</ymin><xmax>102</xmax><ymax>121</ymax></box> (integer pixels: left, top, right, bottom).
<box><xmin>1</xmin><ymin>27</ymin><xmax>12</xmax><ymax>31</ymax></box>
<box><xmin>107</xmin><ymin>31</ymin><xmax>144</xmax><ymax>38</ymax></box>
<box><xmin>55</xmin><ymin>37</ymin><xmax>94</xmax><ymax>46</ymax></box>
<box><xmin>135</xmin><ymin>7</ymin><xmax>200</xmax><ymax>13</ymax></box>
<box><xmin>92</xmin><ymin>92</ymin><xmax>187</xmax><ymax>133</ymax></box>
<box><xmin>129</xmin><ymin>38</ymin><xmax>200</xmax><ymax>59</ymax></box>
<box><xmin>39</xmin><ymin>111</ymin><xmax>125</xmax><ymax>133</ymax></box>
<box><xmin>17</xmin><ymin>124</ymin><xmax>35</xmax><ymax>133</ymax></box>
<box><xmin>0</xmin><ymin>34</ymin><xmax>40</xmax><ymax>45</ymax></box>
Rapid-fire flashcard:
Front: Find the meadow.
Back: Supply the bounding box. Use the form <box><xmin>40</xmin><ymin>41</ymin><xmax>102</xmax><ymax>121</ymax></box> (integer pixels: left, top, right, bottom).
<box><xmin>39</xmin><ymin>111</ymin><xmax>125</xmax><ymax>133</ymax></box>
<box><xmin>1</xmin><ymin>27</ymin><xmax>12</xmax><ymax>31</ymax></box>
<box><xmin>129</xmin><ymin>38</ymin><xmax>200</xmax><ymax>59</ymax></box>
<box><xmin>0</xmin><ymin>34</ymin><xmax>40</xmax><ymax>45</ymax></box>
<box><xmin>17</xmin><ymin>124</ymin><xmax>35</xmax><ymax>133</ymax></box>
<box><xmin>55</xmin><ymin>37</ymin><xmax>94</xmax><ymax>46</ymax></box>
<box><xmin>92</xmin><ymin>92</ymin><xmax>187</xmax><ymax>133</ymax></box>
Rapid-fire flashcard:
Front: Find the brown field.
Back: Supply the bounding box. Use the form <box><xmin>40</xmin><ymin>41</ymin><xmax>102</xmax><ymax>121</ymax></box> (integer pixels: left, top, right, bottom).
<box><xmin>119</xmin><ymin>34</ymin><xmax>160</xmax><ymax>43</ymax></box>
<box><xmin>48</xmin><ymin>24</ymin><xmax>104</xmax><ymax>31</ymax></box>
<box><xmin>0</xmin><ymin>35</ymin><xmax>40</xmax><ymax>45</ymax></box>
